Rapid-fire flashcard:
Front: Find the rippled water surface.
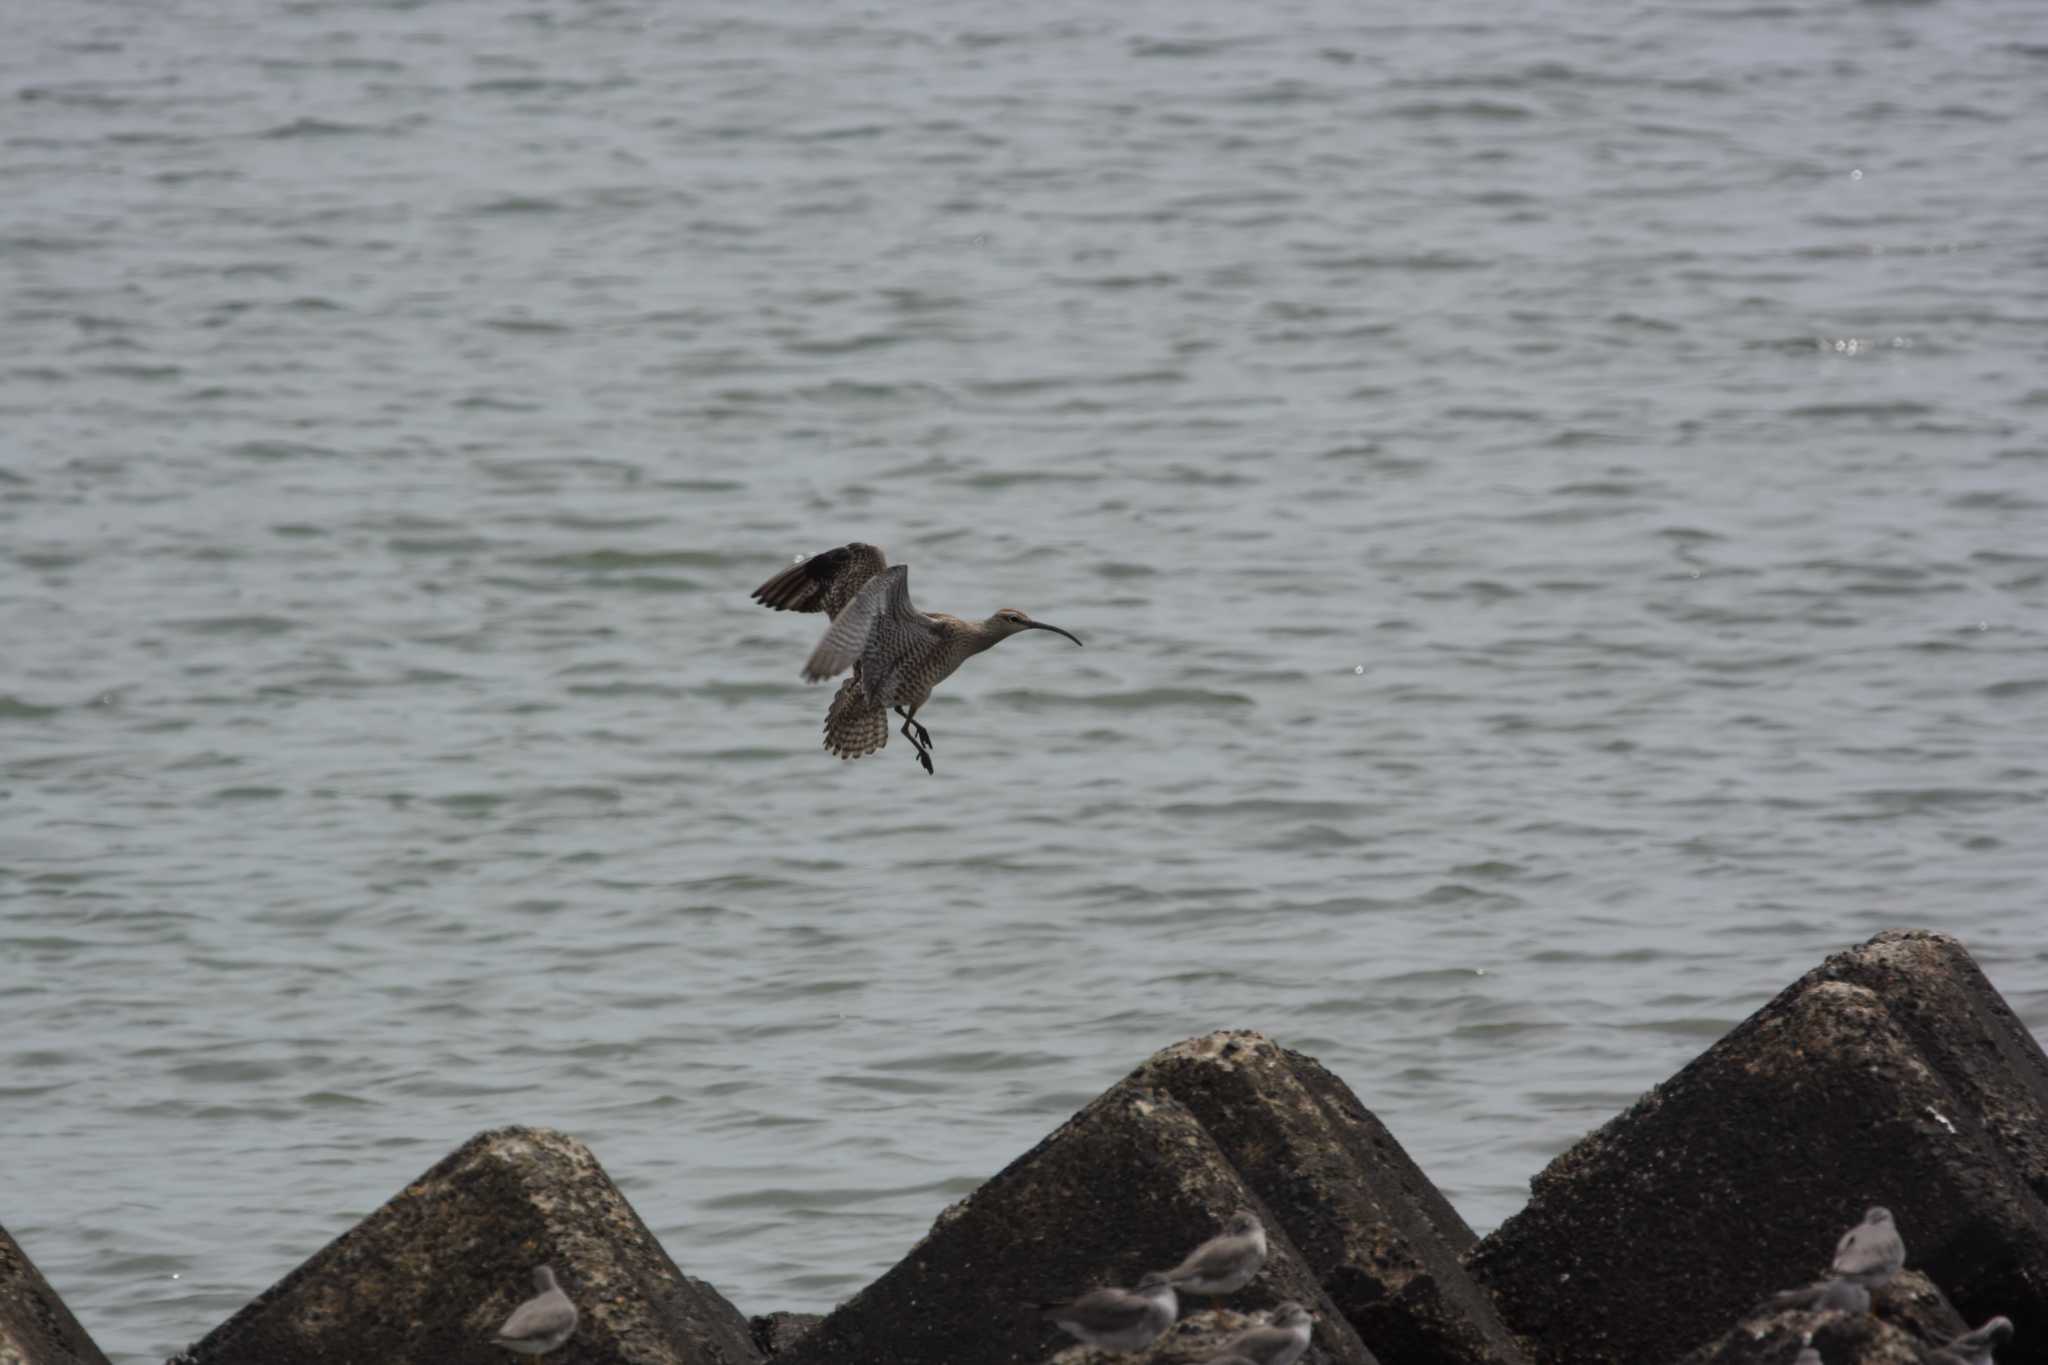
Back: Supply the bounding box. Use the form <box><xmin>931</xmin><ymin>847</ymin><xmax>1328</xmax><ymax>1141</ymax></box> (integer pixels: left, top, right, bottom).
<box><xmin>5</xmin><ymin>0</ymin><xmax>2048</xmax><ymax>1358</ymax></box>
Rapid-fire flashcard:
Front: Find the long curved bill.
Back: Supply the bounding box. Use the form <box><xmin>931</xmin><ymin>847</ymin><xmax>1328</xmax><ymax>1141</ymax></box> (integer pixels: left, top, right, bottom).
<box><xmin>1029</xmin><ymin>622</ymin><xmax>1083</xmax><ymax>646</ymax></box>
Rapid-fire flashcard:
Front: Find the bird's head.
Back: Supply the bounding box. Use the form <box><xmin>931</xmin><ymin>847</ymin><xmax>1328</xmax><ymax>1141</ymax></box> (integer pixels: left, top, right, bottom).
<box><xmin>1271</xmin><ymin>1303</ymin><xmax>1313</xmax><ymax>1330</ymax></box>
<box><xmin>1865</xmin><ymin>1206</ymin><xmax>1893</xmax><ymax>1225</ymax></box>
<box><xmin>986</xmin><ymin>607</ymin><xmax>1083</xmax><ymax>647</ymax></box>
<box><xmin>1226</xmin><ymin>1210</ymin><xmax>1263</xmax><ymax>1238</ymax></box>
<box><xmin>1135</xmin><ymin>1271</ymin><xmax>1174</xmax><ymax>1293</ymax></box>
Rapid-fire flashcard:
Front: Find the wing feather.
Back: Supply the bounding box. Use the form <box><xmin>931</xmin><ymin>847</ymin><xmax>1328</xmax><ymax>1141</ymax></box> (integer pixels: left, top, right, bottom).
<box><xmin>801</xmin><ymin>565</ymin><xmax>936</xmax><ymax>686</ymax></box>
<box><xmin>752</xmin><ymin>542</ymin><xmax>889</xmax><ymax>618</ymax></box>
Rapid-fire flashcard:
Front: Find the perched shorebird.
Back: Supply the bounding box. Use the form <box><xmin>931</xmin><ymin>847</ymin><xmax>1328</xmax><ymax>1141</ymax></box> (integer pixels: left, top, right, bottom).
<box><xmin>1164</xmin><ymin>1210</ymin><xmax>1269</xmax><ymax>1296</ymax></box>
<box><xmin>1793</xmin><ymin>1332</ymin><xmax>1821</xmax><ymax>1365</ymax></box>
<box><xmin>752</xmin><ymin>542</ymin><xmax>1082</xmax><ymax>775</ymax></box>
<box><xmin>1031</xmin><ymin>1271</ymin><xmax>1179</xmax><ymax>1352</ymax></box>
<box><xmin>1769</xmin><ymin>1276</ymin><xmax>1871</xmax><ymax>1315</ymax></box>
<box><xmin>492</xmin><ymin>1265</ymin><xmax>578</xmax><ymax>1356</ymax></box>
<box><xmin>1830</xmin><ymin>1206</ymin><xmax>1905</xmax><ymax>1289</ymax></box>
<box><xmin>1209</xmin><ymin>1302</ymin><xmax>1314</xmax><ymax>1365</ymax></box>
<box><xmin>1929</xmin><ymin>1315</ymin><xmax>2014</xmax><ymax>1365</ymax></box>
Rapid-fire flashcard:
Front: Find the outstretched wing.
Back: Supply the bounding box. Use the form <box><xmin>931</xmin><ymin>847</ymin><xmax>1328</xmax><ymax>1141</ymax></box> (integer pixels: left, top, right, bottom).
<box><xmin>801</xmin><ymin>564</ymin><xmax>938</xmax><ymax>691</ymax></box>
<box><xmin>751</xmin><ymin>542</ymin><xmax>889</xmax><ymax>619</ymax></box>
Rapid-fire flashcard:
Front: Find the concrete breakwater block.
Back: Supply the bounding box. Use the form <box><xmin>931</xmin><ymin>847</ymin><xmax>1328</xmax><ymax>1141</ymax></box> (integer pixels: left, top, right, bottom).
<box><xmin>1467</xmin><ymin>931</ymin><xmax>2048</xmax><ymax>1365</ymax></box>
<box><xmin>168</xmin><ymin>1126</ymin><xmax>760</xmax><ymax>1365</ymax></box>
<box><xmin>1</xmin><ymin>1222</ymin><xmax>111</xmax><ymax>1365</ymax></box>
<box><xmin>1672</xmin><ymin>1269</ymin><xmax>1968</xmax><ymax>1365</ymax></box>
<box><xmin>777</xmin><ymin>1085</ymin><xmax>1377</xmax><ymax>1365</ymax></box>
<box><xmin>747</xmin><ymin>1311</ymin><xmax>821</xmax><ymax>1358</ymax></box>
<box><xmin>1127</xmin><ymin>1031</ymin><xmax>1532</xmax><ymax>1365</ymax></box>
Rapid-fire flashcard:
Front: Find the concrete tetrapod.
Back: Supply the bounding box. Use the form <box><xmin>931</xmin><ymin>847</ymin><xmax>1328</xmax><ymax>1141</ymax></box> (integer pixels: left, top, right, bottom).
<box><xmin>166</xmin><ymin>1127</ymin><xmax>759</xmax><ymax>1365</ymax></box>
<box><xmin>1468</xmin><ymin>931</ymin><xmax>2048</xmax><ymax>1365</ymax></box>
<box><xmin>1</xmin><ymin>1222</ymin><xmax>111</xmax><ymax>1365</ymax></box>
<box><xmin>776</xmin><ymin>1086</ymin><xmax>1375</xmax><ymax>1365</ymax></box>
<box><xmin>1123</xmin><ymin>1032</ymin><xmax>1531</xmax><ymax>1365</ymax></box>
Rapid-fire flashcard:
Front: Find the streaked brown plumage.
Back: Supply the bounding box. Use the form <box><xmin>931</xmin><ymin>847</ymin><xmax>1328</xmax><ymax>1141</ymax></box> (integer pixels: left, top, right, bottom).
<box><xmin>751</xmin><ymin>542</ymin><xmax>1082</xmax><ymax>774</ymax></box>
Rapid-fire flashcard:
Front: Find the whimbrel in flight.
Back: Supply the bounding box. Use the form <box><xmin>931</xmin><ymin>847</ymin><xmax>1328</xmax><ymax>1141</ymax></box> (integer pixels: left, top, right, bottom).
<box><xmin>752</xmin><ymin>542</ymin><xmax>1081</xmax><ymax>774</ymax></box>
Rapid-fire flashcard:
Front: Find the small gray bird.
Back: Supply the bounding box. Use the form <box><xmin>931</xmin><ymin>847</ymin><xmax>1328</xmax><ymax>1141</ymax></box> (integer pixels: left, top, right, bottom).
<box><xmin>1769</xmin><ymin>1276</ymin><xmax>1871</xmax><ymax>1314</ymax></box>
<box><xmin>1830</xmin><ymin>1206</ymin><xmax>1905</xmax><ymax>1288</ymax></box>
<box><xmin>1034</xmin><ymin>1271</ymin><xmax>1179</xmax><ymax>1352</ymax></box>
<box><xmin>1164</xmin><ymin>1210</ymin><xmax>1270</xmax><ymax>1296</ymax></box>
<box><xmin>1793</xmin><ymin>1330</ymin><xmax>1821</xmax><ymax>1365</ymax></box>
<box><xmin>1929</xmin><ymin>1315</ymin><xmax>2014</xmax><ymax>1365</ymax></box>
<box><xmin>492</xmin><ymin>1265</ymin><xmax>578</xmax><ymax>1356</ymax></box>
<box><xmin>1210</xmin><ymin>1302</ymin><xmax>1314</xmax><ymax>1365</ymax></box>
<box><xmin>753</xmin><ymin>543</ymin><xmax>1082</xmax><ymax>775</ymax></box>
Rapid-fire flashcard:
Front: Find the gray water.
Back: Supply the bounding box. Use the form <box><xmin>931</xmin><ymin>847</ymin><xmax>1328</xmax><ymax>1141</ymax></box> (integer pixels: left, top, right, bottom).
<box><xmin>5</xmin><ymin>0</ymin><xmax>2047</xmax><ymax>1359</ymax></box>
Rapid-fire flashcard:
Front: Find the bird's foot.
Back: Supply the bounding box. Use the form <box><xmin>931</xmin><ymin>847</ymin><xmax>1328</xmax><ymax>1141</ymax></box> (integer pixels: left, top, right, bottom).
<box><xmin>912</xmin><ymin>721</ymin><xmax>932</xmax><ymax>748</ymax></box>
<box><xmin>916</xmin><ymin>747</ymin><xmax>935</xmax><ymax>775</ymax></box>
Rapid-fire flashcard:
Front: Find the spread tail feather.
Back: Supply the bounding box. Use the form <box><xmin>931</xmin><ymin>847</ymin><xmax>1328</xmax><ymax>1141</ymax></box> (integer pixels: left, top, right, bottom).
<box><xmin>824</xmin><ymin>676</ymin><xmax>888</xmax><ymax>760</ymax></box>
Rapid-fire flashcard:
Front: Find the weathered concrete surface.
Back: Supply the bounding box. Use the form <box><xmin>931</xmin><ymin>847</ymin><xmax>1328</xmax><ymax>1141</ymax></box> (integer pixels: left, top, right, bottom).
<box><xmin>168</xmin><ymin>1127</ymin><xmax>759</xmax><ymax>1365</ymax></box>
<box><xmin>748</xmin><ymin>1312</ymin><xmax>821</xmax><ymax>1358</ymax></box>
<box><xmin>777</xmin><ymin>1086</ymin><xmax>1376</xmax><ymax>1365</ymax></box>
<box><xmin>1039</xmin><ymin>1307</ymin><xmax>1298</xmax><ymax>1365</ymax></box>
<box><xmin>1673</xmin><ymin>1271</ymin><xmax>1971</xmax><ymax>1365</ymax></box>
<box><xmin>1801</xmin><ymin>931</ymin><xmax>2048</xmax><ymax>1205</ymax></box>
<box><xmin>1127</xmin><ymin>1031</ymin><xmax>1531</xmax><ymax>1365</ymax></box>
<box><xmin>1</xmin><ymin>1223</ymin><xmax>111</xmax><ymax>1365</ymax></box>
<box><xmin>1670</xmin><ymin>1311</ymin><xmax>1927</xmax><ymax>1365</ymax></box>
<box><xmin>1468</xmin><ymin>932</ymin><xmax>2048</xmax><ymax>1365</ymax></box>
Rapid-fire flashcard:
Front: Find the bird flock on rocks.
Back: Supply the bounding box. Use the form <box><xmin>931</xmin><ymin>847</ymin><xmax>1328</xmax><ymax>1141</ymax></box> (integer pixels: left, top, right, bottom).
<box><xmin>1029</xmin><ymin>1209</ymin><xmax>1313</xmax><ymax>1364</ymax></box>
<box><xmin>1764</xmin><ymin>1206</ymin><xmax>2013</xmax><ymax>1364</ymax></box>
<box><xmin>752</xmin><ymin>543</ymin><xmax>1083</xmax><ymax>776</ymax></box>
<box><xmin>476</xmin><ymin>1205</ymin><xmax>2019</xmax><ymax>1362</ymax></box>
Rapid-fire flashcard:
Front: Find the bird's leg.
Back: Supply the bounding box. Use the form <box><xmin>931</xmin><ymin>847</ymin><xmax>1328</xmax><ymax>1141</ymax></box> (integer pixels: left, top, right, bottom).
<box><xmin>894</xmin><ymin>706</ymin><xmax>932</xmax><ymax>750</ymax></box>
<box><xmin>896</xmin><ymin>709</ymin><xmax>935</xmax><ymax>775</ymax></box>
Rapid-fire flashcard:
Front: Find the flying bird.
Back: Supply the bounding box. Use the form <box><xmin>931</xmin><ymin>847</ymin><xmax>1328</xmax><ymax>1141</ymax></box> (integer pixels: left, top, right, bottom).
<box><xmin>752</xmin><ymin>542</ymin><xmax>1081</xmax><ymax>774</ymax></box>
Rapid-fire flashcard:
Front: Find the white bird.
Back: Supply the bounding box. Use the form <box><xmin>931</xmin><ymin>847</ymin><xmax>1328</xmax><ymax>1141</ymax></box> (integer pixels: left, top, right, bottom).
<box><xmin>492</xmin><ymin>1265</ymin><xmax>578</xmax><ymax>1356</ymax></box>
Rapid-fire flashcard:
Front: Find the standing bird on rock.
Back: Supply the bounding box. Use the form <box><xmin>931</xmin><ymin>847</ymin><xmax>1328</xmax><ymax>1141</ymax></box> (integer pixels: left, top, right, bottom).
<box><xmin>1769</xmin><ymin>1275</ymin><xmax>1871</xmax><ymax>1315</ymax></box>
<box><xmin>1164</xmin><ymin>1210</ymin><xmax>1269</xmax><ymax>1296</ymax></box>
<box><xmin>1208</xmin><ymin>1302</ymin><xmax>1315</xmax><ymax>1365</ymax></box>
<box><xmin>752</xmin><ymin>542</ymin><xmax>1082</xmax><ymax>774</ymax></box>
<box><xmin>491</xmin><ymin>1265</ymin><xmax>578</xmax><ymax>1356</ymax></box>
<box><xmin>1031</xmin><ymin>1271</ymin><xmax>1179</xmax><ymax>1352</ymax></box>
<box><xmin>1830</xmin><ymin>1206</ymin><xmax>1905</xmax><ymax>1289</ymax></box>
<box><xmin>1929</xmin><ymin>1315</ymin><xmax>2014</xmax><ymax>1365</ymax></box>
